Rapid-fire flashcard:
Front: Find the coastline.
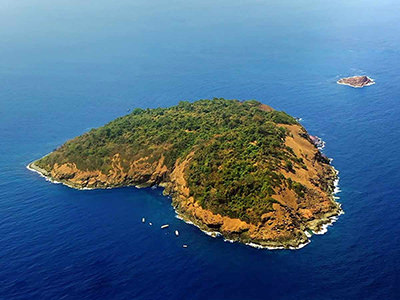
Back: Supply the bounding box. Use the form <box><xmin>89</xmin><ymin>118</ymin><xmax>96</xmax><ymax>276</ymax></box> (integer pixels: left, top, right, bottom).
<box><xmin>174</xmin><ymin>168</ymin><xmax>342</xmax><ymax>250</ymax></box>
<box><xmin>27</xmin><ymin>161</ymin><xmax>96</xmax><ymax>190</ymax></box>
<box><xmin>27</xmin><ymin>161</ymin><xmax>60</xmax><ymax>184</ymax></box>
<box><xmin>27</xmin><ymin>156</ymin><xmax>343</xmax><ymax>250</ymax></box>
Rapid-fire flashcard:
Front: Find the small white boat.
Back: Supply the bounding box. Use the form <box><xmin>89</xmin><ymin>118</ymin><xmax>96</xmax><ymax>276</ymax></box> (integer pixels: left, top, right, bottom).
<box><xmin>161</xmin><ymin>224</ymin><xmax>169</xmax><ymax>229</ymax></box>
<box><xmin>142</xmin><ymin>218</ymin><xmax>145</xmax><ymax>223</ymax></box>
<box><xmin>149</xmin><ymin>222</ymin><xmax>152</xmax><ymax>226</ymax></box>
<box><xmin>183</xmin><ymin>244</ymin><xmax>188</xmax><ymax>248</ymax></box>
<box><xmin>175</xmin><ymin>230</ymin><xmax>179</xmax><ymax>236</ymax></box>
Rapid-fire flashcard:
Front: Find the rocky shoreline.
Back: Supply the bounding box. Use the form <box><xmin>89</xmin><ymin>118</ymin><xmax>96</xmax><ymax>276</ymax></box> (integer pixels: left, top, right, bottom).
<box><xmin>28</xmin><ymin>152</ymin><xmax>342</xmax><ymax>250</ymax></box>
<box><xmin>169</xmin><ymin>168</ymin><xmax>342</xmax><ymax>249</ymax></box>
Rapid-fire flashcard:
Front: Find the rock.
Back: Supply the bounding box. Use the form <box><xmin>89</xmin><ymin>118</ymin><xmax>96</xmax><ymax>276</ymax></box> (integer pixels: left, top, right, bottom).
<box><xmin>337</xmin><ymin>75</ymin><xmax>375</xmax><ymax>88</ymax></box>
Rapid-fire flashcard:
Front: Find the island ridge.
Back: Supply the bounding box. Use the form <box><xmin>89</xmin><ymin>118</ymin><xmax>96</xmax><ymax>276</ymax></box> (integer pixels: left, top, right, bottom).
<box><xmin>28</xmin><ymin>99</ymin><xmax>342</xmax><ymax>249</ymax></box>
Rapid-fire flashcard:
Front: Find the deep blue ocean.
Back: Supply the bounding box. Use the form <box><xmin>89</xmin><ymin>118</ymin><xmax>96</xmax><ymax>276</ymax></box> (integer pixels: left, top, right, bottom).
<box><xmin>1</xmin><ymin>0</ymin><xmax>399</xmax><ymax>299</ymax></box>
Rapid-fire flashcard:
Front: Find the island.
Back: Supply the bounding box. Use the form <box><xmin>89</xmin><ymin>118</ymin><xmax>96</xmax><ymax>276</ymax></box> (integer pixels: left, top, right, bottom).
<box><xmin>337</xmin><ymin>75</ymin><xmax>375</xmax><ymax>88</ymax></box>
<box><xmin>28</xmin><ymin>99</ymin><xmax>342</xmax><ymax>249</ymax></box>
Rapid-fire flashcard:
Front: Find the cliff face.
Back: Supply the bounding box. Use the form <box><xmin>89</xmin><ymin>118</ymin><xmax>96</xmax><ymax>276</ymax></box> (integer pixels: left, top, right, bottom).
<box><xmin>29</xmin><ymin>99</ymin><xmax>341</xmax><ymax>248</ymax></box>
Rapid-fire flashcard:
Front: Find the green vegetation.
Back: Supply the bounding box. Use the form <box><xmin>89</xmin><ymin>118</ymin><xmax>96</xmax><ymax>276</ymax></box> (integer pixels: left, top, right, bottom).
<box><xmin>37</xmin><ymin>98</ymin><xmax>306</xmax><ymax>224</ymax></box>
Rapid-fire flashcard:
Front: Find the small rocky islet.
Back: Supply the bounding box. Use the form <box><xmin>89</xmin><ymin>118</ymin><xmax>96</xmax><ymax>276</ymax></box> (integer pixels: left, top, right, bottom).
<box><xmin>28</xmin><ymin>99</ymin><xmax>342</xmax><ymax>249</ymax></box>
<box><xmin>337</xmin><ymin>75</ymin><xmax>375</xmax><ymax>88</ymax></box>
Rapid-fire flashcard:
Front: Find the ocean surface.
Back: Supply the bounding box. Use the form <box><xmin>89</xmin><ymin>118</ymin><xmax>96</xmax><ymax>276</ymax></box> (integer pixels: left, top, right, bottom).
<box><xmin>1</xmin><ymin>0</ymin><xmax>399</xmax><ymax>299</ymax></box>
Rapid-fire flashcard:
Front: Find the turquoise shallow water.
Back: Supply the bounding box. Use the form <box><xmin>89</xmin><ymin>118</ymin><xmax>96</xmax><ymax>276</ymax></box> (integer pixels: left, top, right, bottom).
<box><xmin>1</xmin><ymin>0</ymin><xmax>400</xmax><ymax>299</ymax></box>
